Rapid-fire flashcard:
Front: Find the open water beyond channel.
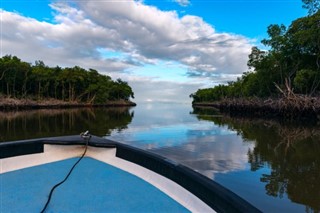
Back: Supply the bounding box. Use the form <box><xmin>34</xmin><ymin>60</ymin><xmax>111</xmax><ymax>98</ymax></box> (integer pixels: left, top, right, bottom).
<box><xmin>1</xmin><ymin>103</ymin><xmax>320</xmax><ymax>212</ymax></box>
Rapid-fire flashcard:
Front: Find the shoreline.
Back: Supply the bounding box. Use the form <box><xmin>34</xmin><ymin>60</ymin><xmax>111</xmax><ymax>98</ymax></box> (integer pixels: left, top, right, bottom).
<box><xmin>193</xmin><ymin>97</ymin><xmax>320</xmax><ymax>121</ymax></box>
<box><xmin>0</xmin><ymin>97</ymin><xmax>136</xmax><ymax>111</ymax></box>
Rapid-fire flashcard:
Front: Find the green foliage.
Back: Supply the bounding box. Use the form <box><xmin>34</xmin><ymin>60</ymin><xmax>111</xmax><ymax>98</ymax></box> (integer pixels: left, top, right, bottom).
<box><xmin>293</xmin><ymin>69</ymin><xmax>319</xmax><ymax>94</ymax></box>
<box><xmin>302</xmin><ymin>0</ymin><xmax>320</xmax><ymax>15</ymax></box>
<box><xmin>190</xmin><ymin>85</ymin><xmax>228</xmax><ymax>102</ymax></box>
<box><xmin>191</xmin><ymin>8</ymin><xmax>320</xmax><ymax>103</ymax></box>
<box><xmin>242</xmin><ymin>72</ymin><xmax>259</xmax><ymax>97</ymax></box>
<box><xmin>0</xmin><ymin>55</ymin><xmax>134</xmax><ymax>104</ymax></box>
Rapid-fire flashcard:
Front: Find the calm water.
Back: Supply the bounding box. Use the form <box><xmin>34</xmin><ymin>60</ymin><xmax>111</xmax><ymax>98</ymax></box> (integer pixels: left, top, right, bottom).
<box><xmin>1</xmin><ymin>103</ymin><xmax>320</xmax><ymax>212</ymax></box>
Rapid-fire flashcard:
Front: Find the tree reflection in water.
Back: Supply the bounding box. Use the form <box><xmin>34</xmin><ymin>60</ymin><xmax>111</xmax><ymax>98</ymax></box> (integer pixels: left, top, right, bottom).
<box><xmin>193</xmin><ymin>106</ymin><xmax>320</xmax><ymax>212</ymax></box>
<box><xmin>0</xmin><ymin>107</ymin><xmax>134</xmax><ymax>142</ymax></box>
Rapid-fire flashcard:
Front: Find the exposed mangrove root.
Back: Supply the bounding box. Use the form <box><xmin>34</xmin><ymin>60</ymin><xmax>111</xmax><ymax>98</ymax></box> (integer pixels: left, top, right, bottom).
<box><xmin>0</xmin><ymin>97</ymin><xmax>136</xmax><ymax>111</ymax></box>
<box><xmin>193</xmin><ymin>95</ymin><xmax>320</xmax><ymax>121</ymax></box>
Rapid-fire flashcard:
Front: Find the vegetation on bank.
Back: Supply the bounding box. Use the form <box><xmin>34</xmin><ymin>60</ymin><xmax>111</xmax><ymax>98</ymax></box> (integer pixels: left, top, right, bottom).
<box><xmin>0</xmin><ymin>55</ymin><xmax>135</xmax><ymax>106</ymax></box>
<box><xmin>193</xmin><ymin>96</ymin><xmax>320</xmax><ymax>121</ymax></box>
<box><xmin>190</xmin><ymin>1</ymin><xmax>320</xmax><ymax>118</ymax></box>
<box><xmin>0</xmin><ymin>97</ymin><xmax>136</xmax><ymax>111</ymax></box>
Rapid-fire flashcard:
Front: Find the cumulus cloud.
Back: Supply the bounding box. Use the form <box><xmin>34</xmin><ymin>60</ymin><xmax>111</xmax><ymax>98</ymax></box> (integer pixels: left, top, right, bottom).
<box><xmin>74</xmin><ymin>0</ymin><xmax>252</xmax><ymax>75</ymax></box>
<box><xmin>1</xmin><ymin>9</ymin><xmax>134</xmax><ymax>72</ymax></box>
<box><xmin>1</xmin><ymin>0</ymin><xmax>253</xmax><ymax>102</ymax></box>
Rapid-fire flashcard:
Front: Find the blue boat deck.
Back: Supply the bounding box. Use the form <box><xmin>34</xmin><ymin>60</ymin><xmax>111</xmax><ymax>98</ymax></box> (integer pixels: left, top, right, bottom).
<box><xmin>1</xmin><ymin>157</ymin><xmax>189</xmax><ymax>212</ymax></box>
<box><xmin>1</xmin><ymin>137</ymin><xmax>261</xmax><ymax>213</ymax></box>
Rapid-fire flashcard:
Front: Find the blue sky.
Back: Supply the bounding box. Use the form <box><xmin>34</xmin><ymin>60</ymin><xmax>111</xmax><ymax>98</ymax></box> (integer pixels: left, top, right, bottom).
<box><xmin>148</xmin><ymin>0</ymin><xmax>306</xmax><ymax>37</ymax></box>
<box><xmin>1</xmin><ymin>0</ymin><xmax>307</xmax><ymax>103</ymax></box>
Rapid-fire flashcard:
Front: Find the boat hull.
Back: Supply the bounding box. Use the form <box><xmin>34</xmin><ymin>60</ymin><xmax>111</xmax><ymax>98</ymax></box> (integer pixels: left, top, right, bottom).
<box><xmin>0</xmin><ymin>135</ymin><xmax>261</xmax><ymax>213</ymax></box>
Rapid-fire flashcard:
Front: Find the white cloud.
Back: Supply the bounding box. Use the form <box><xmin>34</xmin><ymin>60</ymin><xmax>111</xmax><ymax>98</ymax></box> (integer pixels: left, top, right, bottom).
<box><xmin>130</xmin><ymin>79</ymin><xmax>201</xmax><ymax>103</ymax></box>
<box><xmin>74</xmin><ymin>1</ymin><xmax>252</xmax><ymax>75</ymax></box>
<box><xmin>173</xmin><ymin>0</ymin><xmax>191</xmax><ymax>7</ymax></box>
<box><xmin>1</xmin><ymin>1</ymin><xmax>253</xmax><ymax>103</ymax></box>
<box><xmin>1</xmin><ymin>9</ymin><xmax>134</xmax><ymax>72</ymax></box>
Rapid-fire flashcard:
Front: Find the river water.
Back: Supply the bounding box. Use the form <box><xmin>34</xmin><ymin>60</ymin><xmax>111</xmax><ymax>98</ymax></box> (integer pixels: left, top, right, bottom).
<box><xmin>1</xmin><ymin>103</ymin><xmax>319</xmax><ymax>212</ymax></box>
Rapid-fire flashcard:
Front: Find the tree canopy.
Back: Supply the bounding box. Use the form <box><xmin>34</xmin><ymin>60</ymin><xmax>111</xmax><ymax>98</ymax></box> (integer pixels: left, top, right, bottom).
<box><xmin>302</xmin><ymin>0</ymin><xmax>320</xmax><ymax>15</ymax></box>
<box><xmin>191</xmin><ymin>6</ymin><xmax>320</xmax><ymax>103</ymax></box>
<box><xmin>0</xmin><ymin>55</ymin><xmax>134</xmax><ymax>104</ymax></box>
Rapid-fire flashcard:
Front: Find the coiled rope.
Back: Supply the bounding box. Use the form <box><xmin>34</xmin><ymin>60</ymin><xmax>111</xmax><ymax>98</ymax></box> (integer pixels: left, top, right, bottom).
<box><xmin>40</xmin><ymin>131</ymin><xmax>91</xmax><ymax>213</ymax></box>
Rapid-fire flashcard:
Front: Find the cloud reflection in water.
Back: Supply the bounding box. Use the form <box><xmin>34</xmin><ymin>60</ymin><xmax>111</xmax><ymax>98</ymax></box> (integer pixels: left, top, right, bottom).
<box><xmin>108</xmin><ymin>104</ymin><xmax>254</xmax><ymax>179</ymax></box>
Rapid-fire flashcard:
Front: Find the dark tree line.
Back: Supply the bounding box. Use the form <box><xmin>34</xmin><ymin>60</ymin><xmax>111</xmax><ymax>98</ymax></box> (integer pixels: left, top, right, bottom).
<box><xmin>191</xmin><ymin>2</ymin><xmax>320</xmax><ymax>103</ymax></box>
<box><xmin>0</xmin><ymin>55</ymin><xmax>134</xmax><ymax>104</ymax></box>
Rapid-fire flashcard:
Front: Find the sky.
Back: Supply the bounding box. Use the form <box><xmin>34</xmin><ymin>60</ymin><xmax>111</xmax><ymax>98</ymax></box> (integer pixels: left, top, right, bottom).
<box><xmin>0</xmin><ymin>0</ymin><xmax>307</xmax><ymax>103</ymax></box>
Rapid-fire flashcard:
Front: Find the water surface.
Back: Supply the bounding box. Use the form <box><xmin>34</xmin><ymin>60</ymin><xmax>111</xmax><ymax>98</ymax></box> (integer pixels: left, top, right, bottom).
<box><xmin>108</xmin><ymin>104</ymin><xmax>320</xmax><ymax>213</ymax></box>
<box><xmin>1</xmin><ymin>103</ymin><xmax>320</xmax><ymax>212</ymax></box>
<box><xmin>0</xmin><ymin>107</ymin><xmax>133</xmax><ymax>141</ymax></box>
